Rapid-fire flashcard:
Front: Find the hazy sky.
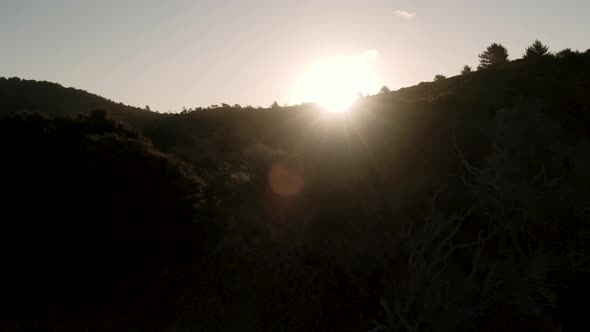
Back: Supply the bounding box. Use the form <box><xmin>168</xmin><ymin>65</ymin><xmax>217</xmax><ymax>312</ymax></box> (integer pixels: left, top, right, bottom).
<box><xmin>1</xmin><ymin>0</ymin><xmax>589</xmax><ymax>112</ymax></box>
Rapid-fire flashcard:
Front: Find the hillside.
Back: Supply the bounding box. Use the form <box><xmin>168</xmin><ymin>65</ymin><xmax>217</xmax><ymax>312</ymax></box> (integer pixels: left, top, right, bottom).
<box><xmin>0</xmin><ymin>77</ymin><xmax>159</xmax><ymax>128</ymax></box>
<box><xmin>1</xmin><ymin>51</ymin><xmax>590</xmax><ymax>331</ymax></box>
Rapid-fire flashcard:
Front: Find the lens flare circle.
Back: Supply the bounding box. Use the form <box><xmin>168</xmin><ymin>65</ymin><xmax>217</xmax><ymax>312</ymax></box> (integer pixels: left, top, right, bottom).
<box><xmin>268</xmin><ymin>163</ymin><xmax>304</xmax><ymax>197</ymax></box>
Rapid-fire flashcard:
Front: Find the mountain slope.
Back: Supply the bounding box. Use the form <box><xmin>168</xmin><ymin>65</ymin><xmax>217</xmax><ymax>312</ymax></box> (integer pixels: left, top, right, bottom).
<box><xmin>0</xmin><ymin>77</ymin><xmax>159</xmax><ymax>127</ymax></box>
<box><xmin>2</xmin><ymin>52</ymin><xmax>590</xmax><ymax>330</ymax></box>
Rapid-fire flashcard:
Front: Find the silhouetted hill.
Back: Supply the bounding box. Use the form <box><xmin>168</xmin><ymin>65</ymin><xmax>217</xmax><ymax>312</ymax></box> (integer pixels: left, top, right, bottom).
<box><xmin>2</xmin><ymin>50</ymin><xmax>590</xmax><ymax>331</ymax></box>
<box><xmin>378</xmin><ymin>56</ymin><xmax>590</xmax><ymax>134</ymax></box>
<box><xmin>0</xmin><ymin>77</ymin><xmax>159</xmax><ymax>128</ymax></box>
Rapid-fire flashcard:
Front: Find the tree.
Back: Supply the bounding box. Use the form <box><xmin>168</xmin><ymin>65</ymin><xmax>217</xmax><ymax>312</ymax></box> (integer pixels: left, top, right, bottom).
<box><xmin>478</xmin><ymin>43</ymin><xmax>509</xmax><ymax>69</ymax></box>
<box><xmin>461</xmin><ymin>65</ymin><xmax>472</xmax><ymax>75</ymax></box>
<box><xmin>434</xmin><ymin>74</ymin><xmax>446</xmax><ymax>82</ymax></box>
<box><xmin>270</xmin><ymin>101</ymin><xmax>280</xmax><ymax>109</ymax></box>
<box><xmin>524</xmin><ymin>40</ymin><xmax>550</xmax><ymax>59</ymax></box>
<box><xmin>556</xmin><ymin>48</ymin><xmax>579</xmax><ymax>60</ymax></box>
<box><xmin>145</xmin><ymin>105</ymin><xmax>151</xmax><ymax>112</ymax></box>
<box><xmin>379</xmin><ymin>85</ymin><xmax>391</xmax><ymax>94</ymax></box>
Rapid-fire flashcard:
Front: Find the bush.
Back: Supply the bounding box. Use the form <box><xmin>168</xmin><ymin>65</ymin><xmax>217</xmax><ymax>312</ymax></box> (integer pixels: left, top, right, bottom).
<box><xmin>372</xmin><ymin>100</ymin><xmax>590</xmax><ymax>331</ymax></box>
<box><xmin>0</xmin><ymin>114</ymin><xmax>209</xmax><ymax>328</ymax></box>
<box><xmin>434</xmin><ymin>75</ymin><xmax>447</xmax><ymax>82</ymax></box>
<box><xmin>461</xmin><ymin>65</ymin><xmax>473</xmax><ymax>75</ymax></box>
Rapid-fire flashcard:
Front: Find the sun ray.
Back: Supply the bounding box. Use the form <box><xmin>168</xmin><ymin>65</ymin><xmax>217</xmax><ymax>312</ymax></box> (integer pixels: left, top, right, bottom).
<box><xmin>292</xmin><ymin>52</ymin><xmax>380</xmax><ymax>113</ymax></box>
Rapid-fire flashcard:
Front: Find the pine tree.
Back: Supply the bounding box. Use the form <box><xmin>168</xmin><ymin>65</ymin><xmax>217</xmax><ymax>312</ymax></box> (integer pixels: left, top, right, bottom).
<box><xmin>524</xmin><ymin>40</ymin><xmax>550</xmax><ymax>59</ymax></box>
<box><xmin>478</xmin><ymin>43</ymin><xmax>509</xmax><ymax>69</ymax></box>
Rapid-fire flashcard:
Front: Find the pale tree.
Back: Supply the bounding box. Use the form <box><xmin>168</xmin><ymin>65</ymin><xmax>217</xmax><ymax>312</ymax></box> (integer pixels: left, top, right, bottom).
<box><xmin>461</xmin><ymin>65</ymin><xmax>472</xmax><ymax>75</ymax></box>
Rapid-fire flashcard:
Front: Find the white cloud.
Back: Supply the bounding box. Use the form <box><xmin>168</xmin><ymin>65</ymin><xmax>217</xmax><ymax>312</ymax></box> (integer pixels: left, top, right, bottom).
<box><xmin>394</xmin><ymin>10</ymin><xmax>416</xmax><ymax>20</ymax></box>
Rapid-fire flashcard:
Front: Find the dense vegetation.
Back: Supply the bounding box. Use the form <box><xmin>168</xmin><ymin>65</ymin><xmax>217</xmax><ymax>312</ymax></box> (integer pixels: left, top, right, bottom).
<box><xmin>0</xmin><ymin>113</ymin><xmax>208</xmax><ymax>329</ymax></box>
<box><xmin>1</xmin><ymin>43</ymin><xmax>590</xmax><ymax>331</ymax></box>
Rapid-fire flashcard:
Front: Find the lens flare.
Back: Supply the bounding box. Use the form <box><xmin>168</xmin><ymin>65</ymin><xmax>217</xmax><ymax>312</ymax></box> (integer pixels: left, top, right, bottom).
<box><xmin>268</xmin><ymin>162</ymin><xmax>304</xmax><ymax>197</ymax></box>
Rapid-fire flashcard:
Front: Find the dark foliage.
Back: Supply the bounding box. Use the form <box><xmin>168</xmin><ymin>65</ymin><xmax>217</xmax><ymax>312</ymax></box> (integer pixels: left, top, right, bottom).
<box><xmin>0</xmin><ymin>113</ymin><xmax>207</xmax><ymax>329</ymax></box>
<box><xmin>524</xmin><ymin>40</ymin><xmax>551</xmax><ymax>59</ymax></box>
<box><xmin>434</xmin><ymin>74</ymin><xmax>447</xmax><ymax>82</ymax></box>
<box><xmin>461</xmin><ymin>65</ymin><xmax>472</xmax><ymax>75</ymax></box>
<box><xmin>478</xmin><ymin>43</ymin><xmax>510</xmax><ymax>69</ymax></box>
<box><xmin>1</xmin><ymin>44</ymin><xmax>590</xmax><ymax>331</ymax></box>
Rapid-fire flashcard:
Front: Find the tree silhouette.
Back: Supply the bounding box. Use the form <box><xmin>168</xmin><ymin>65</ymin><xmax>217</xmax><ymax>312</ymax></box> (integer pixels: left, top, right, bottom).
<box><xmin>524</xmin><ymin>40</ymin><xmax>550</xmax><ymax>59</ymax></box>
<box><xmin>478</xmin><ymin>43</ymin><xmax>509</xmax><ymax>69</ymax></box>
<box><xmin>556</xmin><ymin>48</ymin><xmax>579</xmax><ymax>60</ymax></box>
<box><xmin>434</xmin><ymin>74</ymin><xmax>447</xmax><ymax>82</ymax></box>
<box><xmin>379</xmin><ymin>85</ymin><xmax>391</xmax><ymax>94</ymax></box>
<box><xmin>270</xmin><ymin>101</ymin><xmax>280</xmax><ymax>109</ymax></box>
<box><xmin>461</xmin><ymin>65</ymin><xmax>472</xmax><ymax>75</ymax></box>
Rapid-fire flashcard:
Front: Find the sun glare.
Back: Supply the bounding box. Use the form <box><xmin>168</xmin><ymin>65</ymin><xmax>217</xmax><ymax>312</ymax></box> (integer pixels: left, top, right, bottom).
<box><xmin>292</xmin><ymin>51</ymin><xmax>380</xmax><ymax>113</ymax></box>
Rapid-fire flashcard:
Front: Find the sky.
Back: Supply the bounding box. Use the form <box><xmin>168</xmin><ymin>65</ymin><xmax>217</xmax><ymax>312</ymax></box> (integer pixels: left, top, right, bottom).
<box><xmin>1</xmin><ymin>0</ymin><xmax>589</xmax><ymax>112</ymax></box>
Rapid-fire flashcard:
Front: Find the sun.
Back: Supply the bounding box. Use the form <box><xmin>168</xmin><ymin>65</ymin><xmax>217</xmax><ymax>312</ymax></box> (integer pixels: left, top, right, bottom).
<box><xmin>292</xmin><ymin>52</ymin><xmax>380</xmax><ymax>113</ymax></box>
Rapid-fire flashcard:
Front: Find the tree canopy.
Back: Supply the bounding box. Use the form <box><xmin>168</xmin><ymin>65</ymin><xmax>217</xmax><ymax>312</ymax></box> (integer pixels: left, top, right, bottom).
<box><xmin>434</xmin><ymin>74</ymin><xmax>447</xmax><ymax>82</ymax></box>
<box><xmin>0</xmin><ymin>113</ymin><xmax>208</xmax><ymax>327</ymax></box>
<box><xmin>461</xmin><ymin>65</ymin><xmax>472</xmax><ymax>75</ymax></box>
<box><xmin>524</xmin><ymin>40</ymin><xmax>550</xmax><ymax>59</ymax></box>
<box><xmin>478</xmin><ymin>43</ymin><xmax>509</xmax><ymax>69</ymax></box>
<box><xmin>556</xmin><ymin>48</ymin><xmax>579</xmax><ymax>59</ymax></box>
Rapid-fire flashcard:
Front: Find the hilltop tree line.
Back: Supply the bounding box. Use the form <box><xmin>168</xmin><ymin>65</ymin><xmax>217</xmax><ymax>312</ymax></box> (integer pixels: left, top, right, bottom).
<box><xmin>429</xmin><ymin>39</ymin><xmax>590</xmax><ymax>82</ymax></box>
<box><xmin>145</xmin><ymin>40</ymin><xmax>590</xmax><ymax>112</ymax></box>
